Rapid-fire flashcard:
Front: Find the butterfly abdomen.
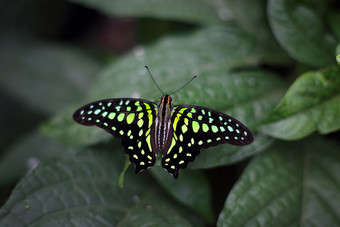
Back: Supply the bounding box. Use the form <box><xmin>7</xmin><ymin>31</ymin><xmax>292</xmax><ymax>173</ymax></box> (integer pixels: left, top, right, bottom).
<box><xmin>155</xmin><ymin>95</ymin><xmax>173</xmax><ymax>152</ymax></box>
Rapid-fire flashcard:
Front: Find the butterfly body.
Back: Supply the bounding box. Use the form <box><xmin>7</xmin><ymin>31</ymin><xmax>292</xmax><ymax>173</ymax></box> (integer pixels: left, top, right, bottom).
<box><xmin>155</xmin><ymin>95</ymin><xmax>173</xmax><ymax>153</ymax></box>
<box><xmin>73</xmin><ymin>95</ymin><xmax>254</xmax><ymax>178</ymax></box>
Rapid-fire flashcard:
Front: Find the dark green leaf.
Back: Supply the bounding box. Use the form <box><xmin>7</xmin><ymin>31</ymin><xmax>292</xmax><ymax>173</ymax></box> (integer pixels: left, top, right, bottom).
<box><xmin>0</xmin><ymin>131</ymin><xmax>74</xmax><ymax>185</ymax></box>
<box><xmin>69</xmin><ymin>0</ymin><xmax>222</xmax><ymax>24</ymax></box>
<box><xmin>0</xmin><ymin>151</ymin><xmax>201</xmax><ymax>226</ymax></box>
<box><xmin>336</xmin><ymin>44</ymin><xmax>340</xmax><ymax>66</ymax></box>
<box><xmin>217</xmin><ymin>136</ymin><xmax>340</xmax><ymax>226</ymax></box>
<box><xmin>89</xmin><ymin>25</ymin><xmax>269</xmax><ymax>101</ymax></box>
<box><xmin>259</xmin><ymin>66</ymin><xmax>340</xmax><ymax>140</ymax></box>
<box><xmin>42</xmin><ymin>108</ymin><xmax>111</xmax><ymax>146</ymax></box>
<box><xmin>151</xmin><ymin>166</ymin><xmax>214</xmax><ymax>223</ymax></box>
<box><xmin>70</xmin><ymin>0</ymin><xmax>286</xmax><ymax>65</ymax></box>
<box><xmin>268</xmin><ymin>0</ymin><xmax>337</xmax><ymax>67</ymax></box>
<box><xmin>328</xmin><ymin>11</ymin><xmax>340</xmax><ymax>39</ymax></box>
<box><xmin>0</xmin><ymin>34</ymin><xmax>101</xmax><ymax>114</ymax></box>
<box><xmin>213</xmin><ymin>0</ymin><xmax>288</xmax><ymax>65</ymax></box>
<box><xmin>69</xmin><ymin>0</ymin><xmax>269</xmax><ymax>33</ymax></box>
<box><xmin>191</xmin><ymin>133</ymin><xmax>274</xmax><ymax>169</ymax></box>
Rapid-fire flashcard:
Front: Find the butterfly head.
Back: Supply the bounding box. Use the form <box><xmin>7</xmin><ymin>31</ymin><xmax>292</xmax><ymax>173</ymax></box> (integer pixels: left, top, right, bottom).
<box><xmin>161</xmin><ymin>95</ymin><xmax>172</xmax><ymax>106</ymax></box>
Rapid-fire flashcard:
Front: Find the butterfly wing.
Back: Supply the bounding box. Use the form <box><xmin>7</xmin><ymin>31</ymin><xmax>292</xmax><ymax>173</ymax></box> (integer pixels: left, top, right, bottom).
<box><xmin>162</xmin><ymin>105</ymin><xmax>254</xmax><ymax>178</ymax></box>
<box><xmin>73</xmin><ymin>98</ymin><xmax>158</xmax><ymax>174</ymax></box>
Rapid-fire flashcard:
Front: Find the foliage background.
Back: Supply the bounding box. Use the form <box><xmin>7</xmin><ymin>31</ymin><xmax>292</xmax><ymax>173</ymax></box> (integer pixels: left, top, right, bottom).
<box><xmin>0</xmin><ymin>0</ymin><xmax>339</xmax><ymax>226</ymax></box>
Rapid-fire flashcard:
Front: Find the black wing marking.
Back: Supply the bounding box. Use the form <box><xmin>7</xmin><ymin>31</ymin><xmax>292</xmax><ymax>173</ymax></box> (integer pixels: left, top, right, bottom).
<box><xmin>73</xmin><ymin>98</ymin><xmax>158</xmax><ymax>174</ymax></box>
<box><xmin>162</xmin><ymin>105</ymin><xmax>254</xmax><ymax>178</ymax></box>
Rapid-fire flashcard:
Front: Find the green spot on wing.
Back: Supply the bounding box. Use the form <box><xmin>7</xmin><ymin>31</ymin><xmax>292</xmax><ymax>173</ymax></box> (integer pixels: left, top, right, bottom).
<box><xmin>117</xmin><ymin>113</ymin><xmax>125</xmax><ymax>122</ymax></box>
<box><xmin>211</xmin><ymin>125</ymin><xmax>218</xmax><ymax>133</ymax></box>
<box><xmin>192</xmin><ymin>121</ymin><xmax>200</xmax><ymax>133</ymax></box>
<box><xmin>202</xmin><ymin>123</ymin><xmax>209</xmax><ymax>132</ymax></box>
<box><xmin>108</xmin><ymin>112</ymin><xmax>116</xmax><ymax>120</ymax></box>
<box><xmin>182</xmin><ymin>124</ymin><xmax>188</xmax><ymax>133</ymax></box>
<box><xmin>227</xmin><ymin>125</ymin><xmax>234</xmax><ymax>132</ymax></box>
<box><xmin>126</xmin><ymin>113</ymin><xmax>135</xmax><ymax>124</ymax></box>
<box><xmin>139</xmin><ymin>129</ymin><xmax>143</xmax><ymax>137</ymax></box>
<box><xmin>137</xmin><ymin>119</ymin><xmax>144</xmax><ymax>127</ymax></box>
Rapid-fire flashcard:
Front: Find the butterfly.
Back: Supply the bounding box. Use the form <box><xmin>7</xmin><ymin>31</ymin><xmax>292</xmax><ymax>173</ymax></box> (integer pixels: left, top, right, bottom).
<box><xmin>73</xmin><ymin>67</ymin><xmax>254</xmax><ymax>178</ymax></box>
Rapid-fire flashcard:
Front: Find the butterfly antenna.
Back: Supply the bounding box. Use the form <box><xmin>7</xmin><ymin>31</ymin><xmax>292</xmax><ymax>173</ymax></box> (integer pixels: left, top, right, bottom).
<box><xmin>169</xmin><ymin>75</ymin><xmax>197</xmax><ymax>95</ymax></box>
<box><xmin>145</xmin><ymin>66</ymin><xmax>164</xmax><ymax>95</ymax></box>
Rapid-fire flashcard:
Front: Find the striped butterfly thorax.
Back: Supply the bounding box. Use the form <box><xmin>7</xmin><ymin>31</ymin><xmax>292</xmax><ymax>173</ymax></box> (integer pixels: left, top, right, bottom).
<box><xmin>73</xmin><ymin>68</ymin><xmax>254</xmax><ymax>178</ymax></box>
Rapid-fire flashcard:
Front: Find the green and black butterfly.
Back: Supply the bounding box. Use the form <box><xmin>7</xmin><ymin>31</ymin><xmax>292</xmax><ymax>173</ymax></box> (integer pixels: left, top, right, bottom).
<box><xmin>73</xmin><ymin>67</ymin><xmax>254</xmax><ymax>178</ymax></box>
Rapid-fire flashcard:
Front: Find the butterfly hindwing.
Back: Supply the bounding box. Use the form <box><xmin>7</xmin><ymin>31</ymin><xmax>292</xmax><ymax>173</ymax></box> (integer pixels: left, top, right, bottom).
<box><xmin>162</xmin><ymin>105</ymin><xmax>254</xmax><ymax>178</ymax></box>
<box><xmin>73</xmin><ymin>98</ymin><xmax>158</xmax><ymax>173</ymax></box>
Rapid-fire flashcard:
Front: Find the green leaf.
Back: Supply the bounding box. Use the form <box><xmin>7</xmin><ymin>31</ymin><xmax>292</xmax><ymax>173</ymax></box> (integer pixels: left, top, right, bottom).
<box><xmin>259</xmin><ymin>66</ymin><xmax>340</xmax><ymax>140</ymax></box>
<box><xmin>0</xmin><ymin>151</ymin><xmax>201</xmax><ymax>226</ymax></box>
<box><xmin>268</xmin><ymin>0</ymin><xmax>337</xmax><ymax>67</ymax></box>
<box><xmin>70</xmin><ymin>0</ymin><xmax>286</xmax><ymax>65</ymax></box>
<box><xmin>68</xmin><ymin>0</ymin><xmax>269</xmax><ymax>33</ymax></box>
<box><xmin>0</xmin><ymin>131</ymin><xmax>74</xmax><ymax>185</ymax></box>
<box><xmin>43</xmin><ymin>26</ymin><xmax>286</xmax><ymax>145</ymax></box>
<box><xmin>42</xmin><ymin>108</ymin><xmax>111</xmax><ymax>146</ymax></box>
<box><xmin>150</xmin><ymin>167</ymin><xmax>214</xmax><ymax>223</ymax></box>
<box><xmin>191</xmin><ymin>133</ymin><xmax>274</xmax><ymax>169</ymax></box>
<box><xmin>89</xmin><ymin>25</ymin><xmax>269</xmax><ymax>101</ymax></box>
<box><xmin>0</xmin><ymin>33</ymin><xmax>101</xmax><ymax>114</ymax></box>
<box><xmin>217</xmin><ymin>136</ymin><xmax>340</xmax><ymax>226</ymax></box>
<box><xmin>328</xmin><ymin>11</ymin><xmax>340</xmax><ymax>39</ymax></box>
<box><xmin>69</xmin><ymin>0</ymin><xmax>223</xmax><ymax>24</ymax></box>
<box><xmin>337</xmin><ymin>44</ymin><xmax>340</xmax><ymax>66</ymax></box>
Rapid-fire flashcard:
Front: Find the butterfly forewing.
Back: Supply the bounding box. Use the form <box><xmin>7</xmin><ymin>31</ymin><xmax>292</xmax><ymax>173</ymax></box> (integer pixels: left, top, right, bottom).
<box><xmin>73</xmin><ymin>98</ymin><xmax>158</xmax><ymax>173</ymax></box>
<box><xmin>162</xmin><ymin>105</ymin><xmax>254</xmax><ymax>178</ymax></box>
